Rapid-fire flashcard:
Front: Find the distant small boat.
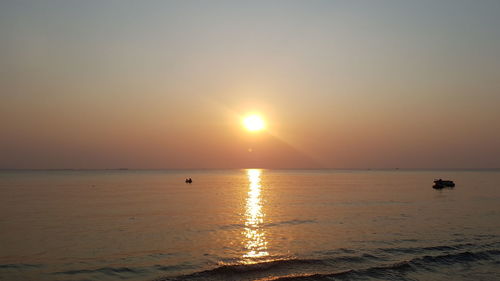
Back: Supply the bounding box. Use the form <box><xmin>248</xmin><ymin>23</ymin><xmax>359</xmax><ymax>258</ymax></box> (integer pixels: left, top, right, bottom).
<box><xmin>185</xmin><ymin>178</ymin><xmax>192</xmax><ymax>184</ymax></box>
<box><xmin>433</xmin><ymin>179</ymin><xmax>455</xmax><ymax>189</ymax></box>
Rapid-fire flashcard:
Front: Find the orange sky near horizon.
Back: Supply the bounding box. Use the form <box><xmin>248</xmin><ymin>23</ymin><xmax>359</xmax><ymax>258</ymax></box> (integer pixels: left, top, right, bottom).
<box><xmin>1</xmin><ymin>1</ymin><xmax>500</xmax><ymax>169</ymax></box>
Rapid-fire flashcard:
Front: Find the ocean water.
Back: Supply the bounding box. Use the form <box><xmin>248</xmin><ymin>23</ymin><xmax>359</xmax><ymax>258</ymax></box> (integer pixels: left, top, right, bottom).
<box><xmin>0</xmin><ymin>169</ymin><xmax>499</xmax><ymax>281</ymax></box>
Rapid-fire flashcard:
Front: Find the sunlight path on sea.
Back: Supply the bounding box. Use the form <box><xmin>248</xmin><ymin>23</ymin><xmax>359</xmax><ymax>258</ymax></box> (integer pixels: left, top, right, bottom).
<box><xmin>242</xmin><ymin>169</ymin><xmax>269</xmax><ymax>262</ymax></box>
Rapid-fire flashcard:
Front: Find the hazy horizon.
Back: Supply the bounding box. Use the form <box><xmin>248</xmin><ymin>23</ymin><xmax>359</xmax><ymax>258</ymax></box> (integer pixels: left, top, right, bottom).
<box><xmin>2</xmin><ymin>0</ymin><xmax>500</xmax><ymax>169</ymax></box>
<box><xmin>1</xmin><ymin>168</ymin><xmax>500</xmax><ymax>172</ymax></box>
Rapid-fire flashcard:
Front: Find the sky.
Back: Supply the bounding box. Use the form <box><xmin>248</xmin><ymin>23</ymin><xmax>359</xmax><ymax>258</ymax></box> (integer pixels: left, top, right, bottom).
<box><xmin>1</xmin><ymin>0</ymin><xmax>500</xmax><ymax>169</ymax></box>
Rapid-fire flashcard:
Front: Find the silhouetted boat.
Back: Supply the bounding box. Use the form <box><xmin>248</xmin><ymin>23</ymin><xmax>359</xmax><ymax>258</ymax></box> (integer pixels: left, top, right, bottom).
<box><xmin>185</xmin><ymin>178</ymin><xmax>192</xmax><ymax>183</ymax></box>
<box><xmin>433</xmin><ymin>179</ymin><xmax>455</xmax><ymax>189</ymax></box>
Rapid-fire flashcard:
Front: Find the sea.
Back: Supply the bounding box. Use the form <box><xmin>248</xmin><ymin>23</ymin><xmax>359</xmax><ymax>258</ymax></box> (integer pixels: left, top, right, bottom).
<box><xmin>0</xmin><ymin>169</ymin><xmax>499</xmax><ymax>281</ymax></box>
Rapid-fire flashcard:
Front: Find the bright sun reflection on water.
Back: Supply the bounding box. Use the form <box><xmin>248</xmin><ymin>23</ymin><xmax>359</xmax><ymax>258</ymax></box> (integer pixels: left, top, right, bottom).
<box><xmin>243</xmin><ymin>169</ymin><xmax>269</xmax><ymax>261</ymax></box>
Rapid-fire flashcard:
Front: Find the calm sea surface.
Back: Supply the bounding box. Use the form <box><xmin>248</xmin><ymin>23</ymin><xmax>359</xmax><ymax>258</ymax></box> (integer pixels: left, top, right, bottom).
<box><xmin>1</xmin><ymin>170</ymin><xmax>499</xmax><ymax>281</ymax></box>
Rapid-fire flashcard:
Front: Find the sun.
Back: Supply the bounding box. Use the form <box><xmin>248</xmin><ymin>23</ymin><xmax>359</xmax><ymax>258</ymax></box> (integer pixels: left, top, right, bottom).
<box><xmin>243</xmin><ymin>115</ymin><xmax>265</xmax><ymax>132</ymax></box>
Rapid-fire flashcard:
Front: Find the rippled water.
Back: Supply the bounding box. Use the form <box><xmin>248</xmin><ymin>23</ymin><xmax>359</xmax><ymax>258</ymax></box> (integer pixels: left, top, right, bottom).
<box><xmin>1</xmin><ymin>169</ymin><xmax>499</xmax><ymax>281</ymax></box>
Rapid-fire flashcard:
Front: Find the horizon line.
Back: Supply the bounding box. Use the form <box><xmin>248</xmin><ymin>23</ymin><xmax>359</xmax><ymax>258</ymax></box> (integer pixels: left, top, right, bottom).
<box><xmin>1</xmin><ymin>168</ymin><xmax>499</xmax><ymax>171</ymax></box>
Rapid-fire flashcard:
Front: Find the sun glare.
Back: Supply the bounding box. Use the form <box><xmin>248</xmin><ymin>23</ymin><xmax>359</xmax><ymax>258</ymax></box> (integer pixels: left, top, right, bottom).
<box><xmin>243</xmin><ymin>115</ymin><xmax>265</xmax><ymax>132</ymax></box>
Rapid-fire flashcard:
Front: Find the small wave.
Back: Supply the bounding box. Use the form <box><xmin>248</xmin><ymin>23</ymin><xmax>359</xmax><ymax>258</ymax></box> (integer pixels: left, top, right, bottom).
<box><xmin>413</xmin><ymin>250</ymin><xmax>500</xmax><ymax>265</ymax></box>
<box><xmin>212</xmin><ymin>259</ymin><xmax>324</xmax><ymax>273</ymax></box>
<box><xmin>156</xmin><ymin>254</ymin><xmax>377</xmax><ymax>281</ymax></box>
<box><xmin>54</xmin><ymin>266</ymin><xmax>146</xmax><ymax>276</ymax></box>
<box><xmin>315</xmin><ymin>248</ymin><xmax>357</xmax><ymax>256</ymax></box>
<box><xmin>218</xmin><ymin>220</ymin><xmax>317</xmax><ymax>231</ymax></box>
<box><xmin>377</xmin><ymin>240</ymin><xmax>500</xmax><ymax>256</ymax></box>
<box><xmin>0</xmin><ymin>263</ymin><xmax>42</xmax><ymax>269</ymax></box>
<box><xmin>156</xmin><ymin>248</ymin><xmax>500</xmax><ymax>281</ymax></box>
<box><xmin>265</xmin><ymin>219</ymin><xmax>317</xmax><ymax>227</ymax></box>
<box><xmin>213</xmin><ymin>254</ymin><xmax>377</xmax><ymax>273</ymax></box>
<box><xmin>153</xmin><ymin>265</ymin><xmax>185</xmax><ymax>272</ymax></box>
<box><xmin>378</xmin><ymin>242</ymin><xmax>475</xmax><ymax>255</ymax></box>
<box><xmin>264</xmin><ymin>249</ymin><xmax>500</xmax><ymax>281</ymax></box>
<box><xmin>219</xmin><ymin>223</ymin><xmax>245</xmax><ymax>230</ymax></box>
<box><xmin>261</xmin><ymin>263</ymin><xmax>415</xmax><ymax>281</ymax></box>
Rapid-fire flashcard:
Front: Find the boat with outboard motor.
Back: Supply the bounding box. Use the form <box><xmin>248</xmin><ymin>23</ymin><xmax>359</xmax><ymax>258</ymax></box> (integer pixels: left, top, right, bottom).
<box><xmin>433</xmin><ymin>179</ymin><xmax>455</xmax><ymax>189</ymax></box>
